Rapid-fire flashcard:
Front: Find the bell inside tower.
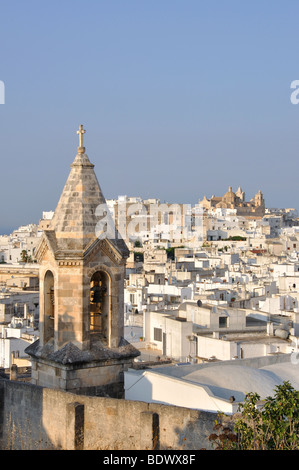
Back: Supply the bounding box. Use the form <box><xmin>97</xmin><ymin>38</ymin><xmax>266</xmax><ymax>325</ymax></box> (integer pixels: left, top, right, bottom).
<box><xmin>44</xmin><ymin>270</ymin><xmax>55</xmax><ymax>343</ymax></box>
<box><xmin>90</xmin><ymin>271</ymin><xmax>109</xmax><ymax>341</ymax></box>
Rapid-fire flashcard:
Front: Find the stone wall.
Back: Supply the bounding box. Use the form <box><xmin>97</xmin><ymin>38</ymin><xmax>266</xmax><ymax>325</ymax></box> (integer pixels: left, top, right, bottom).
<box><xmin>0</xmin><ymin>378</ymin><xmax>217</xmax><ymax>450</ymax></box>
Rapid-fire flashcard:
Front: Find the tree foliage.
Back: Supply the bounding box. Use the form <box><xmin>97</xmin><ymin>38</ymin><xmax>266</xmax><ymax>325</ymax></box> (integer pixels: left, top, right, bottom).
<box><xmin>20</xmin><ymin>249</ymin><xmax>32</xmax><ymax>263</ymax></box>
<box><xmin>209</xmin><ymin>381</ymin><xmax>299</xmax><ymax>450</ymax></box>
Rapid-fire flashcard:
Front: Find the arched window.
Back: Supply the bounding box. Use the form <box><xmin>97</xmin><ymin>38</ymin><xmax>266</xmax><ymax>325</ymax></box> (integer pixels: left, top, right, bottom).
<box><xmin>90</xmin><ymin>271</ymin><xmax>109</xmax><ymax>342</ymax></box>
<box><xmin>44</xmin><ymin>270</ymin><xmax>54</xmax><ymax>343</ymax></box>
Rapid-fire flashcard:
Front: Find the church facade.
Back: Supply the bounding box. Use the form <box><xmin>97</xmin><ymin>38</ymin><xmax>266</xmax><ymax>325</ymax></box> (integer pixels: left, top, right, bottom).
<box><xmin>199</xmin><ymin>186</ymin><xmax>265</xmax><ymax>219</ymax></box>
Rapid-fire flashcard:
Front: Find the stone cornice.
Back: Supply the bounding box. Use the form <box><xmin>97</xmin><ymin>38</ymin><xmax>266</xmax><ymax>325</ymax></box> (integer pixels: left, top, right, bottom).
<box><xmin>84</xmin><ymin>237</ymin><xmax>123</xmax><ymax>265</ymax></box>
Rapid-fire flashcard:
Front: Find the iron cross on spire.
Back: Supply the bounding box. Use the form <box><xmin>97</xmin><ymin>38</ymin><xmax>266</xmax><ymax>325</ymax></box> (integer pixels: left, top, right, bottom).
<box><xmin>77</xmin><ymin>124</ymin><xmax>86</xmax><ymax>148</ymax></box>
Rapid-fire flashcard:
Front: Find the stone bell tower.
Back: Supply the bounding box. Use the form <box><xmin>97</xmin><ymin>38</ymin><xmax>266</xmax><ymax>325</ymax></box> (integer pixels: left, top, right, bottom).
<box><xmin>26</xmin><ymin>125</ymin><xmax>139</xmax><ymax>397</ymax></box>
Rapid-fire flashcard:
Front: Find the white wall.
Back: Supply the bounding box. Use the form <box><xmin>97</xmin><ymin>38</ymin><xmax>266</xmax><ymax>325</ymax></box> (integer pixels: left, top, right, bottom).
<box><xmin>196</xmin><ymin>335</ymin><xmax>288</xmax><ymax>361</ymax></box>
<box><xmin>164</xmin><ymin>317</ymin><xmax>193</xmax><ymax>360</ymax></box>
<box><xmin>0</xmin><ymin>336</ymin><xmax>32</xmax><ymax>368</ymax></box>
<box><xmin>197</xmin><ymin>335</ymin><xmax>237</xmax><ymax>361</ymax></box>
<box><xmin>0</xmin><ymin>338</ymin><xmax>11</xmax><ymax>368</ymax></box>
<box><xmin>181</xmin><ymin>303</ymin><xmax>246</xmax><ymax>331</ymax></box>
<box><xmin>239</xmin><ymin>342</ymin><xmax>268</xmax><ymax>359</ymax></box>
<box><xmin>259</xmin><ymin>295</ymin><xmax>297</xmax><ymax>315</ymax></box>
<box><xmin>272</xmin><ymin>264</ymin><xmax>299</xmax><ymax>278</ymax></box>
<box><xmin>124</xmin><ymin>370</ymin><xmax>235</xmax><ymax>414</ymax></box>
<box><xmin>147</xmin><ymin>284</ymin><xmax>192</xmax><ymax>301</ymax></box>
<box><xmin>144</xmin><ymin>310</ymin><xmax>193</xmax><ymax>360</ymax></box>
<box><xmin>278</xmin><ymin>276</ymin><xmax>299</xmax><ymax>293</ymax></box>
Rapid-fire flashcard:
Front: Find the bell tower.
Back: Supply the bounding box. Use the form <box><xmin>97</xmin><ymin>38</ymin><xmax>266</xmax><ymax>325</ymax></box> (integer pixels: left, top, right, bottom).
<box><xmin>26</xmin><ymin>125</ymin><xmax>139</xmax><ymax>397</ymax></box>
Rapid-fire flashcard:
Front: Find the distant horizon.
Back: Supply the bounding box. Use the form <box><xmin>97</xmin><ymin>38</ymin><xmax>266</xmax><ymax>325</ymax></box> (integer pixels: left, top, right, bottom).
<box><xmin>1</xmin><ymin>1</ymin><xmax>299</xmax><ymax>232</ymax></box>
<box><xmin>1</xmin><ymin>187</ymin><xmax>298</xmax><ymax>236</ymax></box>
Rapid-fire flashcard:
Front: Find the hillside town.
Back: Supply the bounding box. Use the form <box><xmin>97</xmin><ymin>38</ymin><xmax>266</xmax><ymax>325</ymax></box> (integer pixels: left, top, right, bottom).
<box><xmin>1</xmin><ymin>187</ymin><xmax>299</xmax><ymax>413</ymax></box>
<box><xmin>0</xmin><ymin>117</ymin><xmax>298</xmax><ymax>452</ymax></box>
<box><xmin>2</xmin><ymin>0</ymin><xmax>299</xmax><ymax>452</ymax></box>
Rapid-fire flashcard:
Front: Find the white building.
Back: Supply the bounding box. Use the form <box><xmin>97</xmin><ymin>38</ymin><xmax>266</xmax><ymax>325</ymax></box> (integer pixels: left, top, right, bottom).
<box><xmin>143</xmin><ymin>309</ymin><xmax>193</xmax><ymax>360</ymax></box>
<box><xmin>0</xmin><ymin>223</ymin><xmax>41</xmax><ymax>263</ymax></box>
<box><xmin>145</xmin><ymin>283</ymin><xmax>193</xmax><ymax>307</ymax></box>
<box><xmin>0</xmin><ymin>317</ymin><xmax>38</xmax><ymax>369</ymax></box>
<box><xmin>0</xmin><ymin>291</ymin><xmax>39</xmax><ymax>324</ymax></box>
<box><xmin>142</xmin><ymin>299</ymin><xmax>298</xmax><ymax>363</ymax></box>
<box><xmin>125</xmin><ymin>355</ymin><xmax>299</xmax><ymax>414</ymax></box>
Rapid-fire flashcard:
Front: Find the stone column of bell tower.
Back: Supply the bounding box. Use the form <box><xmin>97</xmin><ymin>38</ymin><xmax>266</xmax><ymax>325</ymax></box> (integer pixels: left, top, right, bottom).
<box><xmin>26</xmin><ymin>125</ymin><xmax>139</xmax><ymax>397</ymax></box>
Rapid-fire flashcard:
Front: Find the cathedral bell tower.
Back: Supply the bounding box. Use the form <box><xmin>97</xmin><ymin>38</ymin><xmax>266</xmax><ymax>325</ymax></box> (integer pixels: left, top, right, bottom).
<box><xmin>26</xmin><ymin>125</ymin><xmax>139</xmax><ymax>397</ymax></box>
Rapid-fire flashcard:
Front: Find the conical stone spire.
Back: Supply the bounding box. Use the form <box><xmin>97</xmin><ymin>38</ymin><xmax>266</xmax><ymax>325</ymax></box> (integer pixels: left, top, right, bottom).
<box><xmin>50</xmin><ymin>125</ymin><xmax>107</xmax><ymax>251</ymax></box>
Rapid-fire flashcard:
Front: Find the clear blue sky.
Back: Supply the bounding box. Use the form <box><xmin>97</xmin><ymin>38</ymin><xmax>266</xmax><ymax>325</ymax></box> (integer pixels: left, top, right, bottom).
<box><xmin>0</xmin><ymin>0</ymin><xmax>299</xmax><ymax>233</ymax></box>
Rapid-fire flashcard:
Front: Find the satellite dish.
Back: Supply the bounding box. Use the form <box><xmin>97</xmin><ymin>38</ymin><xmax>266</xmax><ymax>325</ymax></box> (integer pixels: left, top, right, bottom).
<box><xmin>197</xmin><ymin>300</ymin><xmax>202</xmax><ymax>307</ymax></box>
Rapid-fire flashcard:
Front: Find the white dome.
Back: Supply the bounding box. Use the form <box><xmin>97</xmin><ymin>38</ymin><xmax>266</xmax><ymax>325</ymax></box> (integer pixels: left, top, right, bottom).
<box><xmin>261</xmin><ymin>362</ymin><xmax>299</xmax><ymax>390</ymax></box>
<box><xmin>182</xmin><ymin>364</ymin><xmax>288</xmax><ymax>402</ymax></box>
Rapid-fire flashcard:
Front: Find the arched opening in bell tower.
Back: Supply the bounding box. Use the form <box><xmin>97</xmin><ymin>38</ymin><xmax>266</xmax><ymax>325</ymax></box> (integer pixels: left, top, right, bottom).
<box><xmin>90</xmin><ymin>271</ymin><xmax>110</xmax><ymax>342</ymax></box>
<box><xmin>44</xmin><ymin>270</ymin><xmax>55</xmax><ymax>343</ymax></box>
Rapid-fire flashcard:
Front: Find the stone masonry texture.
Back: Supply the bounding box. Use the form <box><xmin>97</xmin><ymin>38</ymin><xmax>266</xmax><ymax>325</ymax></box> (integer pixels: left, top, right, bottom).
<box><xmin>0</xmin><ymin>378</ymin><xmax>218</xmax><ymax>450</ymax></box>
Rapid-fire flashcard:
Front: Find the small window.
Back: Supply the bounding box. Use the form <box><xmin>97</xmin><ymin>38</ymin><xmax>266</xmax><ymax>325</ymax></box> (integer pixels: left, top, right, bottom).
<box><xmin>154</xmin><ymin>327</ymin><xmax>162</xmax><ymax>342</ymax></box>
<box><xmin>219</xmin><ymin>317</ymin><xmax>227</xmax><ymax>328</ymax></box>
